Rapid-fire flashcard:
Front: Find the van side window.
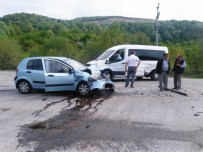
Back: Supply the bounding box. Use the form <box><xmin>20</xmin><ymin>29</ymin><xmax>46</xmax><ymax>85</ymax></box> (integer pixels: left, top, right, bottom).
<box><xmin>44</xmin><ymin>60</ymin><xmax>70</xmax><ymax>73</ymax></box>
<box><xmin>128</xmin><ymin>49</ymin><xmax>165</xmax><ymax>60</ymax></box>
<box><xmin>109</xmin><ymin>49</ymin><xmax>124</xmax><ymax>63</ymax></box>
<box><xmin>27</xmin><ymin>59</ymin><xmax>43</xmax><ymax>71</ymax></box>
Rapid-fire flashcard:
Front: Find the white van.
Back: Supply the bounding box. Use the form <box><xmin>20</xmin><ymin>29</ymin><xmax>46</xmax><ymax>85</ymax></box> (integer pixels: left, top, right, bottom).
<box><xmin>86</xmin><ymin>44</ymin><xmax>168</xmax><ymax>80</ymax></box>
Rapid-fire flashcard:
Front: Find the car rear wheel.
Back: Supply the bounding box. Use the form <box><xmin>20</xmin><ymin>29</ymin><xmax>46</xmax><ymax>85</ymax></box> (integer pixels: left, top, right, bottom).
<box><xmin>17</xmin><ymin>80</ymin><xmax>32</xmax><ymax>94</ymax></box>
<box><xmin>77</xmin><ymin>82</ymin><xmax>90</xmax><ymax>96</ymax></box>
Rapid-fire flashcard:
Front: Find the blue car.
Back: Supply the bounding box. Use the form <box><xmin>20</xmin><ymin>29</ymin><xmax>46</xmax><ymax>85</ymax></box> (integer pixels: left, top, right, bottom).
<box><xmin>14</xmin><ymin>57</ymin><xmax>114</xmax><ymax>96</ymax></box>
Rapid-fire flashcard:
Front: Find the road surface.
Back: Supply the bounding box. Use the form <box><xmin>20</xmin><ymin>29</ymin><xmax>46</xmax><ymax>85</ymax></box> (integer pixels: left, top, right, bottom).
<box><xmin>0</xmin><ymin>71</ymin><xmax>203</xmax><ymax>152</ymax></box>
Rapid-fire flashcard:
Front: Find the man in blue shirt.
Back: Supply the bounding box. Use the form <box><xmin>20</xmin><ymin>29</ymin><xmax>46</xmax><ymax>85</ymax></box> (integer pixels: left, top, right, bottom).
<box><xmin>156</xmin><ymin>53</ymin><xmax>170</xmax><ymax>91</ymax></box>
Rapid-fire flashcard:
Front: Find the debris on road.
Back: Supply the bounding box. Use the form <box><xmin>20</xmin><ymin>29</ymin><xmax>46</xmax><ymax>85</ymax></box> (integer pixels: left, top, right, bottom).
<box><xmin>165</xmin><ymin>88</ymin><xmax>188</xmax><ymax>96</ymax></box>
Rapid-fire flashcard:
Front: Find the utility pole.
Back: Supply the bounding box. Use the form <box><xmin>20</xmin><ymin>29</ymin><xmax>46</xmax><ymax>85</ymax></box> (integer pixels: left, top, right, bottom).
<box><xmin>156</xmin><ymin>3</ymin><xmax>160</xmax><ymax>46</ymax></box>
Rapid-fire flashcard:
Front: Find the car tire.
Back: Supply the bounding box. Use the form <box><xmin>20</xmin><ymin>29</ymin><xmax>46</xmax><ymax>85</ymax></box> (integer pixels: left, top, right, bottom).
<box><xmin>150</xmin><ymin>71</ymin><xmax>158</xmax><ymax>81</ymax></box>
<box><xmin>77</xmin><ymin>82</ymin><xmax>90</xmax><ymax>96</ymax></box>
<box><xmin>103</xmin><ymin>70</ymin><xmax>113</xmax><ymax>81</ymax></box>
<box><xmin>17</xmin><ymin>80</ymin><xmax>32</xmax><ymax>94</ymax></box>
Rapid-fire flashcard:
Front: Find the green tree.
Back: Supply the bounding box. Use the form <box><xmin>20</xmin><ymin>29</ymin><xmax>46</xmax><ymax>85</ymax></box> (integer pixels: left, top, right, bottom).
<box><xmin>0</xmin><ymin>38</ymin><xmax>21</xmax><ymax>69</ymax></box>
<box><xmin>185</xmin><ymin>40</ymin><xmax>203</xmax><ymax>75</ymax></box>
<box><xmin>0</xmin><ymin>21</ymin><xmax>10</xmax><ymax>37</ymax></box>
<box><xmin>44</xmin><ymin>36</ymin><xmax>76</xmax><ymax>57</ymax></box>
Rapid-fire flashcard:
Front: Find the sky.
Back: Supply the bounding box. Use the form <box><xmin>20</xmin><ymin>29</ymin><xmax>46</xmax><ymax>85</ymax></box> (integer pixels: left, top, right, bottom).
<box><xmin>0</xmin><ymin>0</ymin><xmax>203</xmax><ymax>22</ymax></box>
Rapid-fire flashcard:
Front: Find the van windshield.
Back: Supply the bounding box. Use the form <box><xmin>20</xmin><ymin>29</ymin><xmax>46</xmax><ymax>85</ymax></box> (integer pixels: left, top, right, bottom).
<box><xmin>97</xmin><ymin>50</ymin><xmax>115</xmax><ymax>60</ymax></box>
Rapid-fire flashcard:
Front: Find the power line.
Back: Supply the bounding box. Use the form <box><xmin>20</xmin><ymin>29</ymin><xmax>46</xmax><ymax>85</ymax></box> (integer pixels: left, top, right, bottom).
<box><xmin>174</xmin><ymin>0</ymin><xmax>201</xmax><ymax>19</ymax></box>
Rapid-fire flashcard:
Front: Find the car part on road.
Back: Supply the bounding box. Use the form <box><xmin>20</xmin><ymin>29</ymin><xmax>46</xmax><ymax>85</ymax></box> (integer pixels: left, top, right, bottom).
<box><xmin>165</xmin><ymin>88</ymin><xmax>187</xmax><ymax>96</ymax></box>
<box><xmin>136</xmin><ymin>77</ymin><xmax>143</xmax><ymax>80</ymax></box>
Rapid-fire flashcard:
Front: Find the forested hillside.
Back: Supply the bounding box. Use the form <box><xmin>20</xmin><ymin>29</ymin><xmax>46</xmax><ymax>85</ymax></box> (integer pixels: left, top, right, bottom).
<box><xmin>0</xmin><ymin>13</ymin><xmax>203</xmax><ymax>77</ymax></box>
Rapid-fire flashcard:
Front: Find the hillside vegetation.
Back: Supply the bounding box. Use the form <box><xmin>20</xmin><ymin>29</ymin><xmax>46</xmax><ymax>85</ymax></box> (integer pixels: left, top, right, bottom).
<box><xmin>0</xmin><ymin>13</ymin><xmax>203</xmax><ymax>77</ymax></box>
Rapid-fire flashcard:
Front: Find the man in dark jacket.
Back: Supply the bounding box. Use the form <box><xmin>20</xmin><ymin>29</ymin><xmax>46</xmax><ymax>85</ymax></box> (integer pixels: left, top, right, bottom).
<box><xmin>172</xmin><ymin>54</ymin><xmax>186</xmax><ymax>89</ymax></box>
<box><xmin>156</xmin><ymin>53</ymin><xmax>170</xmax><ymax>91</ymax></box>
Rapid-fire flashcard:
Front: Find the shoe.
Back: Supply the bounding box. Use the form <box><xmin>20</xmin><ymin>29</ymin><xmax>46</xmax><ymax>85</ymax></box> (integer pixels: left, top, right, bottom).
<box><xmin>125</xmin><ymin>85</ymin><xmax>128</xmax><ymax>88</ymax></box>
<box><xmin>172</xmin><ymin>87</ymin><xmax>178</xmax><ymax>90</ymax></box>
<box><xmin>130</xmin><ymin>86</ymin><xmax>134</xmax><ymax>88</ymax></box>
<box><xmin>164</xmin><ymin>87</ymin><xmax>168</xmax><ymax>91</ymax></box>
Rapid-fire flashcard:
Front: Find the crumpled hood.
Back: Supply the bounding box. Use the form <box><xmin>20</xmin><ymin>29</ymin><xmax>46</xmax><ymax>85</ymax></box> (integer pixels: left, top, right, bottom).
<box><xmin>74</xmin><ymin>67</ymin><xmax>101</xmax><ymax>80</ymax></box>
<box><xmin>88</xmin><ymin>66</ymin><xmax>101</xmax><ymax>80</ymax></box>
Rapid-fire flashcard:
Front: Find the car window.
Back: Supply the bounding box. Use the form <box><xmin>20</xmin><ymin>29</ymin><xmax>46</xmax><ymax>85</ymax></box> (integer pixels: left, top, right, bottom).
<box><xmin>27</xmin><ymin>59</ymin><xmax>43</xmax><ymax>71</ymax></box>
<box><xmin>128</xmin><ymin>49</ymin><xmax>165</xmax><ymax>60</ymax></box>
<box><xmin>109</xmin><ymin>49</ymin><xmax>124</xmax><ymax>63</ymax></box>
<box><xmin>44</xmin><ymin>60</ymin><xmax>70</xmax><ymax>73</ymax></box>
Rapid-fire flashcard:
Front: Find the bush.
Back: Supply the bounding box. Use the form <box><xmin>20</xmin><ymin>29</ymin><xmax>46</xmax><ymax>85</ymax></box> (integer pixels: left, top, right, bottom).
<box><xmin>0</xmin><ymin>38</ymin><xmax>21</xmax><ymax>70</ymax></box>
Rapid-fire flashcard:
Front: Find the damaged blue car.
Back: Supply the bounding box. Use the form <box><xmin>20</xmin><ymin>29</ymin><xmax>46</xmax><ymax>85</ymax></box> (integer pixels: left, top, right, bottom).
<box><xmin>14</xmin><ymin>57</ymin><xmax>114</xmax><ymax>96</ymax></box>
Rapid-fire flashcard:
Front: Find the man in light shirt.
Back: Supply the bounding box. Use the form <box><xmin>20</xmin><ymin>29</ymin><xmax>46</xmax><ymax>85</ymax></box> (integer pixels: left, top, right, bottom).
<box><xmin>156</xmin><ymin>53</ymin><xmax>170</xmax><ymax>91</ymax></box>
<box><xmin>125</xmin><ymin>51</ymin><xmax>140</xmax><ymax>88</ymax></box>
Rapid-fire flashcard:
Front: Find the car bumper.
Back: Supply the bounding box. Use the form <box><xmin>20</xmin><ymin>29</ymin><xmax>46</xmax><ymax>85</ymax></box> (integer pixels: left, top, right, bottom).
<box><xmin>14</xmin><ymin>76</ymin><xmax>17</xmax><ymax>88</ymax></box>
<box><xmin>90</xmin><ymin>79</ymin><xmax>114</xmax><ymax>90</ymax></box>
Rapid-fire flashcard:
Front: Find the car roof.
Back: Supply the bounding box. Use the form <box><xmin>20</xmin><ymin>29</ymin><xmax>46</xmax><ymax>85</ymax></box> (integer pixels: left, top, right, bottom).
<box><xmin>24</xmin><ymin>56</ymin><xmax>68</xmax><ymax>60</ymax></box>
<box><xmin>21</xmin><ymin>57</ymin><xmax>75</xmax><ymax>63</ymax></box>
<box><xmin>108</xmin><ymin>44</ymin><xmax>168</xmax><ymax>52</ymax></box>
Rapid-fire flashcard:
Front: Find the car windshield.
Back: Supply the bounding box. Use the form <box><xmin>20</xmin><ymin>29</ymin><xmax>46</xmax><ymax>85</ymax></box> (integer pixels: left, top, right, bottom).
<box><xmin>64</xmin><ymin>58</ymin><xmax>86</xmax><ymax>71</ymax></box>
<box><xmin>96</xmin><ymin>49</ymin><xmax>115</xmax><ymax>60</ymax></box>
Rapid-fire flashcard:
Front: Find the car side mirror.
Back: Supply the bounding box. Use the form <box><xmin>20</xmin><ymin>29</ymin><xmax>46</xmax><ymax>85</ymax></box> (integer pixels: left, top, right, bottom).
<box><xmin>105</xmin><ymin>59</ymin><xmax>110</xmax><ymax>64</ymax></box>
<box><xmin>69</xmin><ymin>68</ymin><xmax>74</xmax><ymax>74</ymax></box>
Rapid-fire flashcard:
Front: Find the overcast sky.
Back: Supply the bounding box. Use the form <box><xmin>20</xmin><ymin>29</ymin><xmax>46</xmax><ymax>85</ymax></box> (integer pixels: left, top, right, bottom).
<box><xmin>0</xmin><ymin>0</ymin><xmax>202</xmax><ymax>21</ymax></box>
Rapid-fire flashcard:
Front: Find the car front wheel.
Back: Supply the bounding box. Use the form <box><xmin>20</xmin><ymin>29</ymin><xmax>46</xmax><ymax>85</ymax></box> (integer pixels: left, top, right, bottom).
<box><xmin>77</xmin><ymin>82</ymin><xmax>90</xmax><ymax>96</ymax></box>
<box><xmin>17</xmin><ymin>80</ymin><xmax>32</xmax><ymax>94</ymax></box>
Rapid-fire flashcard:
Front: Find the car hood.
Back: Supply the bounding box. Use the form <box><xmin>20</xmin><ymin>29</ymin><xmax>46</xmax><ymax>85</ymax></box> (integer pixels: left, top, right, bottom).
<box><xmin>87</xmin><ymin>60</ymin><xmax>104</xmax><ymax>66</ymax></box>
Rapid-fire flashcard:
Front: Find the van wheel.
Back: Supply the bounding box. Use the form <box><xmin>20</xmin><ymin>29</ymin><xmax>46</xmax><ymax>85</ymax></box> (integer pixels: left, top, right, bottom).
<box><xmin>151</xmin><ymin>71</ymin><xmax>158</xmax><ymax>81</ymax></box>
<box><xmin>77</xmin><ymin>82</ymin><xmax>90</xmax><ymax>96</ymax></box>
<box><xmin>17</xmin><ymin>80</ymin><xmax>32</xmax><ymax>94</ymax></box>
<box><xmin>103</xmin><ymin>70</ymin><xmax>113</xmax><ymax>81</ymax></box>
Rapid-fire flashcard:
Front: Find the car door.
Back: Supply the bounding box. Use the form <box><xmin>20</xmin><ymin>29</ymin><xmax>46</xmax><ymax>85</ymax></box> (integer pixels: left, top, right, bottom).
<box><xmin>44</xmin><ymin>59</ymin><xmax>76</xmax><ymax>92</ymax></box>
<box><xmin>26</xmin><ymin>59</ymin><xmax>45</xmax><ymax>89</ymax></box>
<box><xmin>109</xmin><ymin>49</ymin><xmax>125</xmax><ymax>75</ymax></box>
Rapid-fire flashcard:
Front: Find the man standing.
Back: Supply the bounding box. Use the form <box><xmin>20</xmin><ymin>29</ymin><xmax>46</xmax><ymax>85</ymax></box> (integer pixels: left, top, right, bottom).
<box><xmin>156</xmin><ymin>53</ymin><xmax>170</xmax><ymax>91</ymax></box>
<box><xmin>172</xmin><ymin>55</ymin><xmax>186</xmax><ymax>89</ymax></box>
<box><xmin>125</xmin><ymin>51</ymin><xmax>140</xmax><ymax>88</ymax></box>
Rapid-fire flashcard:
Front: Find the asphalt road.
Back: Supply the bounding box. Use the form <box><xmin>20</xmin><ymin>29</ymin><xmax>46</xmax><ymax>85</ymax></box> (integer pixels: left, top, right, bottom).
<box><xmin>0</xmin><ymin>71</ymin><xmax>203</xmax><ymax>152</ymax></box>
